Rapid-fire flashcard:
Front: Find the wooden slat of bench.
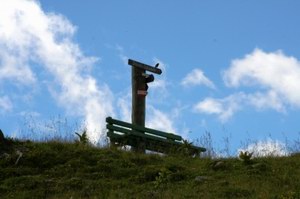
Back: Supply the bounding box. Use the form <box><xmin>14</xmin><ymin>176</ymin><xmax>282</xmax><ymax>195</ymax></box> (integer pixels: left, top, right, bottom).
<box><xmin>106</xmin><ymin>124</ymin><xmax>132</xmax><ymax>136</ymax></box>
<box><xmin>107</xmin><ymin>124</ymin><xmax>178</xmax><ymax>142</ymax></box>
<box><xmin>107</xmin><ymin>131</ymin><xmax>127</xmax><ymax>139</ymax></box>
<box><xmin>108</xmin><ymin>132</ymin><xmax>206</xmax><ymax>154</ymax></box>
<box><xmin>106</xmin><ymin>117</ymin><xmax>182</xmax><ymax>141</ymax></box>
<box><xmin>190</xmin><ymin>145</ymin><xmax>206</xmax><ymax>152</ymax></box>
<box><xmin>107</xmin><ymin>124</ymin><xmax>183</xmax><ymax>145</ymax></box>
<box><xmin>108</xmin><ymin>132</ymin><xmax>183</xmax><ymax>153</ymax></box>
<box><xmin>108</xmin><ymin>133</ymin><xmax>206</xmax><ymax>154</ymax></box>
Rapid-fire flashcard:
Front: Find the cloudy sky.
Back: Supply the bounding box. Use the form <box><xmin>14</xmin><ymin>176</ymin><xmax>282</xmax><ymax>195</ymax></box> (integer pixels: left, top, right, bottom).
<box><xmin>1</xmin><ymin>0</ymin><xmax>300</xmax><ymax>153</ymax></box>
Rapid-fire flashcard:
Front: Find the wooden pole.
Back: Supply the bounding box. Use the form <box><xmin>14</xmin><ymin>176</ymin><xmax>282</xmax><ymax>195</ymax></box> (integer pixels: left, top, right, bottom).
<box><xmin>128</xmin><ymin>59</ymin><xmax>162</xmax><ymax>153</ymax></box>
<box><xmin>131</xmin><ymin>66</ymin><xmax>146</xmax><ymax>152</ymax></box>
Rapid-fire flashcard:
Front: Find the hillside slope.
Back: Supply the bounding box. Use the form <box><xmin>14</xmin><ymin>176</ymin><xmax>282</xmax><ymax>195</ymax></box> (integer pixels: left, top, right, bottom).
<box><xmin>1</xmin><ymin>139</ymin><xmax>300</xmax><ymax>199</ymax></box>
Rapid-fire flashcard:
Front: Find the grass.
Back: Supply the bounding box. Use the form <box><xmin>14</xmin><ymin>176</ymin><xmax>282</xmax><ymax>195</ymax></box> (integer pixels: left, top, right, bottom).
<box><xmin>1</xmin><ymin>138</ymin><xmax>300</xmax><ymax>199</ymax></box>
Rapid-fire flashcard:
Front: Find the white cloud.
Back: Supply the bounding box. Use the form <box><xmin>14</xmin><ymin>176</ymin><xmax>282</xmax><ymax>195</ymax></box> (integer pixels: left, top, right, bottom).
<box><xmin>0</xmin><ymin>49</ymin><xmax>36</xmax><ymax>85</ymax></box>
<box><xmin>117</xmin><ymin>91</ymin><xmax>131</xmax><ymax>123</ymax></box>
<box><xmin>194</xmin><ymin>98</ymin><xmax>223</xmax><ymax>114</ymax></box>
<box><xmin>238</xmin><ymin>139</ymin><xmax>289</xmax><ymax>157</ymax></box>
<box><xmin>194</xmin><ymin>91</ymin><xmax>287</xmax><ymax>121</ymax></box>
<box><xmin>0</xmin><ymin>0</ymin><xmax>38</xmax><ymax>85</ymax></box>
<box><xmin>0</xmin><ymin>0</ymin><xmax>114</xmax><ymax>143</ymax></box>
<box><xmin>0</xmin><ymin>96</ymin><xmax>13</xmax><ymax>113</ymax></box>
<box><xmin>247</xmin><ymin>90</ymin><xmax>286</xmax><ymax>112</ymax></box>
<box><xmin>181</xmin><ymin>69</ymin><xmax>215</xmax><ymax>89</ymax></box>
<box><xmin>194</xmin><ymin>93</ymin><xmax>243</xmax><ymax>122</ymax></box>
<box><xmin>150</xmin><ymin>79</ymin><xmax>166</xmax><ymax>90</ymax></box>
<box><xmin>146</xmin><ymin>106</ymin><xmax>177</xmax><ymax>134</ymax></box>
<box><xmin>148</xmin><ymin>78</ymin><xmax>169</xmax><ymax>101</ymax></box>
<box><xmin>195</xmin><ymin>48</ymin><xmax>300</xmax><ymax>121</ymax></box>
<box><xmin>224</xmin><ymin>48</ymin><xmax>300</xmax><ymax>108</ymax></box>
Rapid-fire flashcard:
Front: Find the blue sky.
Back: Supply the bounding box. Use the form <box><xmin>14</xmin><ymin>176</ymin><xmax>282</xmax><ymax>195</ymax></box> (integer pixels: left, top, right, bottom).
<box><xmin>1</xmin><ymin>0</ymin><xmax>300</xmax><ymax>155</ymax></box>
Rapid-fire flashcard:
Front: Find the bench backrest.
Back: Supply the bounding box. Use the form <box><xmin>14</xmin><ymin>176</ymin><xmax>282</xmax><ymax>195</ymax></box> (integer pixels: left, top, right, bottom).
<box><xmin>106</xmin><ymin>117</ymin><xmax>182</xmax><ymax>141</ymax></box>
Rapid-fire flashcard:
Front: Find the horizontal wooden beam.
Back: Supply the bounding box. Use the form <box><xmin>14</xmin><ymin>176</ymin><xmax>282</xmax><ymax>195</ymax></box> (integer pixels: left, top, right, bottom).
<box><xmin>107</xmin><ymin>129</ymin><xmax>207</xmax><ymax>153</ymax></box>
<box><xmin>107</xmin><ymin>124</ymin><xmax>178</xmax><ymax>144</ymax></box>
<box><xmin>106</xmin><ymin>117</ymin><xmax>182</xmax><ymax>141</ymax></box>
<box><xmin>128</xmin><ymin>59</ymin><xmax>162</xmax><ymax>74</ymax></box>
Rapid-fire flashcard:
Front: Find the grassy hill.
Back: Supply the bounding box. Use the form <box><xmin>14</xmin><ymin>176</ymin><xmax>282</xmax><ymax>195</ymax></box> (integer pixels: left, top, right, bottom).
<box><xmin>1</xmin><ymin>137</ymin><xmax>300</xmax><ymax>199</ymax></box>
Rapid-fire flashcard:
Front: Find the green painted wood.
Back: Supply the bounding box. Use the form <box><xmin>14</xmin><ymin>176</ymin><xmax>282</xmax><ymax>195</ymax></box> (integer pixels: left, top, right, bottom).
<box><xmin>107</xmin><ymin>124</ymin><xmax>182</xmax><ymax>145</ymax></box>
<box><xmin>108</xmin><ymin>132</ymin><xmax>206</xmax><ymax>154</ymax></box>
<box><xmin>106</xmin><ymin>117</ymin><xmax>206</xmax><ymax>153</ymax></box>
<box><xmin>106</xmin><ymin>117</ymin><xmax>182</xmax><ymax>141</ymax></box>
<box><xmin>107</xmin><ymin>126</ymin><xmax>206</xmax><ymax>153</ymax></box>
<box><xmin>106</xmin><ymin>124</ymin><xmax>132</xmax><ymax>136</ymax></box>
<box><xmin>107</xmin><ymin>131</ymin><xmax>126</xmax><ymax>140</ymax></box>
<box><xmin>190</xmin><ymin>145</ymin><xmax>206</xmax><ymax>152</ymax></box>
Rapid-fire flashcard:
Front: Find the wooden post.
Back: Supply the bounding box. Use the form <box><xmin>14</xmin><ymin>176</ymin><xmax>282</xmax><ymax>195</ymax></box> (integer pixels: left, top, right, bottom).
<box><xmin>131</xmin><ymin>66</ymin><xmax>146</xmax><ymax>152</ymax></box>
<box><xmin>128</xmin><ymin>59</ymin><xmax>162</xmax><ymax>153</ymax></box>
<box><xmin>132</xmin><ymin>67</ymin><xmax>146</xmax><ymax>127</ymax></box>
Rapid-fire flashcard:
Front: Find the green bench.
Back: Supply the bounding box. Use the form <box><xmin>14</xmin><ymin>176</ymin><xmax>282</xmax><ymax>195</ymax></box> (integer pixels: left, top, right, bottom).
<box><xmin>106</xmin><ymin>117</ymin><xmax>206</xmax><ymax>156</ymax></box>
